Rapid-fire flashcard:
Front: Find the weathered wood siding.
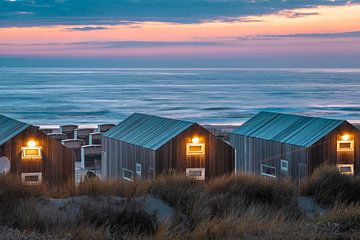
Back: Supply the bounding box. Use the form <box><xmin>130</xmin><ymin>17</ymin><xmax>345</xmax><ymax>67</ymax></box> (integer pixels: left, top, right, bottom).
<box><xmin>156</xmin><ymin>124</ymin><xmax>234</xmax><ymax>178</ymax></box>
<box><xmin>102</xmin><ymin>124</ymin><xmax>235</xmax><ymax>180</ymax></box>
<box><xmin>230</xmin><ymin>134</ymin><xmax>308</xmax><ymax>179</ymax></box>
<box><xmin>0</xmin><ymin>126</ymin><xmax>74</xmax><ymax>185</ymax></box>
<box><xmin>230</xmin><ymin>122</ymin><xmax>360</xmax><ymax>180</ymax></box>
<box><xmin>102</xmin><ymin>136</ymin><xmax>156</xmax><ymax>180</ymax></box>
<box><xmin>308</xmin><ymin>122</ymin><xmax>360</xmax><ymax>175</ymax></box>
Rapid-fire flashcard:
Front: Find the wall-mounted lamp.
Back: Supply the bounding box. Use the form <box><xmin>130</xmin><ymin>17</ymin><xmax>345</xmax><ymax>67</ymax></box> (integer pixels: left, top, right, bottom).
<box><xmin>341</xmin><ymin>134</ymin><xmax>350</xmax><ymax>141</ymax></box>
<box><xmin>27</xmin><ymin>140</ymin><xmax>37</xmax><ymax>148</ymax></box>
<box><xmin>192</xmin><ymin>137</ymin><xmax>200</xmax><ymax>144</ymax></box>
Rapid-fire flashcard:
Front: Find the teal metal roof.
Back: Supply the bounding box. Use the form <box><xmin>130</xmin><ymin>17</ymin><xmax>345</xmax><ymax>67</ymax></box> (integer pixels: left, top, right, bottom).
<box><xmin>103</xmin><ymin>113</ymin><xmax>194</xmax><ymax>150</ymax></box>
<box><xmin>0</xmin><ymin>114</ymin><xmax>30</xmax><ymax>145</ymax></box>
<box><xmin>232</xmin><ymin>112</ymin><xmax>345</xmax><ymax>147</ymax></box>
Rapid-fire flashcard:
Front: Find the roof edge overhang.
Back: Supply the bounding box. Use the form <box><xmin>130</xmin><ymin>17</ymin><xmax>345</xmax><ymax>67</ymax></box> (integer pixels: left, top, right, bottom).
<box><xmin>104</xmin><ymin>122</ymin><xmax>197</xmax><ymax>151</ymax></box>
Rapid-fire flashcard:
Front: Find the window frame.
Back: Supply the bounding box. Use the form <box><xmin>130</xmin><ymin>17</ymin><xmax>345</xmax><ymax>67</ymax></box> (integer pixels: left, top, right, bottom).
<box><xmin>336</xmin><ymin>164</ymin><xmax>354</xmax><ymax>176</ymax></box>
<box><xmin>21</xmin><ymin>147</ymin><xmax>42</xmax><ymax>160</ymax></box>
<box><xmin>21</xmin><ymin>172</ymin><xmax>42</xmax><ymax>185</ymax></box>
<box><xmin>186</xmin><ymin>143</ymin><xmax>205</xmax><ymax>155</ymax></box>
<box><xmin>280</xmin><ymin>159</ymin><xmax>288</xmax><ymax>171</ymax></box>
<box><xmin>123</xmin><ymin>168</ymin><xmax>134</xmax><ymax>181</ymax></box>
<box><xmin>186</xmin><ymin>168</ymin><xmax>205</xmax><ymax>180</ymax></box>
<box><xmin>260</xmin><ymin>164</ymin><xmax>276</xmax><ymax>178</ymax></box>
<box><xmin>337</xmin><ymin>140</ymin><xmax>354</xmax><ymax>152</ymax></box>
<box><xmin>136</xmin><ymin>163</ymin><xmax>142</xmax><ymax>176</ymax></box>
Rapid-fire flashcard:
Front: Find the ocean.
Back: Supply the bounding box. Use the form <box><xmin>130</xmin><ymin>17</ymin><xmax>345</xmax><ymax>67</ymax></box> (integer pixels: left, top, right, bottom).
<box><xmin>1</xmin><ymin>67</ymin><xmax>360</xmax><ymax>126</ymax></box>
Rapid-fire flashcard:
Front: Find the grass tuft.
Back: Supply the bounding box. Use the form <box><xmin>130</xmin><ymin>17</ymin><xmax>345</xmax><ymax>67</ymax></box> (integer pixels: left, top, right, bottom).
<box><xmin>302</xmin><ymin>165</ymin><xmax>360</xmax><ymax>206</ymax></box>
<box><xmin>3</xmin><ymin>167</ymin><xmax>360</xmax><ymax>239</ymax></box>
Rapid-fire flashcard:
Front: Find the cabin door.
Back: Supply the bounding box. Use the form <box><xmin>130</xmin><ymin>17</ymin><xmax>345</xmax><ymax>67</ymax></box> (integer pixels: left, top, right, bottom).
<box><xmin>298</xmin><ymin>163</ymin><xmax>307</xmax><ymax>180</ymax></box>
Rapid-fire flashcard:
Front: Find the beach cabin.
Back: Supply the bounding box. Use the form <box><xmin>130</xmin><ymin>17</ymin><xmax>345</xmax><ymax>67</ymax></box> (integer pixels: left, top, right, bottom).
<box><xmin>81</xmin><ymin>145</ymin><xmax>102</xmax><ymax>170</ymax></box>
<box><xmin>102</xmin><ymin>113</ymin><xmax>235</xmax><ymax>181</ymax></box>
<box><xmin>0</xmin><ymin>114</ymin><xmax>75</xmax><ymax>185</ymax></box>
<box><xmin>60</xmin><ymin>124</ymin><xmax>78</xmax><ymax>139</ymax></box>
<box><xmin>230</xmin><ymin>112</ymin><xmax>360</xmax><ymax>180</ymax></box>
<box><xmin>97</xmin><ymin>124</ymin><xmax>115</xmax><ymax>133</ymax></box>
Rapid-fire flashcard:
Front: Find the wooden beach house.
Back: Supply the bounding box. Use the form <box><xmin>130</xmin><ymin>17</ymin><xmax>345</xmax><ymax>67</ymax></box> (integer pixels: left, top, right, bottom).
<box><xmin>0</xmin><ymin>114</ymin><xmax>75</xmax><ymax>185</ymax></box>
<box><xmin>102</xmin><ymin>113</ymin><xmax>235</xmax><ymax>181</ymax></box>
<box><xmin>229</xmin><ymin>112</ymin><xmax>360</xmax><ymax>180</ymax></box>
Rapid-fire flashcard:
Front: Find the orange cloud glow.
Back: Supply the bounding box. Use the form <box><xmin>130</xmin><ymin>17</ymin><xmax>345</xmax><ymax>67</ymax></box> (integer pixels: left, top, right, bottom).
<box><xmin>0</xmin><ymin>4</ymin><xmax>359</xmax><ymax>57</ymax></box>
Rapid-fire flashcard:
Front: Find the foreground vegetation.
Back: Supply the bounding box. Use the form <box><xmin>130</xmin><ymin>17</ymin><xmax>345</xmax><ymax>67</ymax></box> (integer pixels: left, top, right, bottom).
<box><xmin>2</xmin><ymin>166</ymin><xmax>360</xmax><ymax>239</ymax></box>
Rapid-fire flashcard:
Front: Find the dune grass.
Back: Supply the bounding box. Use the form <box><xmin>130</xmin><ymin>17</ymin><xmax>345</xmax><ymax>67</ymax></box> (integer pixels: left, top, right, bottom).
<box><xmin>2</xmin><ymin>167</ymin><xmax>360</xmax><ymax>239</ymax></box>
<box><xmin>302</xmin><ymin>165</ymin><xmax>360</xmax><ymax>207</ymax></box>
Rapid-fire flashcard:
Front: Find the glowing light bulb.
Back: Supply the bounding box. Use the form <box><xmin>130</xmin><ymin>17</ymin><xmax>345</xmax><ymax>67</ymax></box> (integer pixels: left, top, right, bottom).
<box><xmin>341</xmin><ymin>134</ymin><xmax>350</xmax><ymax>141</ymax></box>
<box><xmin>192</xmin><ymin>137</ymin><xmax>200</xmax><ymax>144</ymax></box>
<box><xmin>27</xmin><ymin>140</ymin><xmax>37</xmax><ymax>147</ymax></box>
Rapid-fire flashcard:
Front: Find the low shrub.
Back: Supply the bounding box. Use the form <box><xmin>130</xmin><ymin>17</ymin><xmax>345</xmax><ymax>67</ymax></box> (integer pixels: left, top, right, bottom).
<box><xmin>9</xmin><ymin>169</ymin><xmax>360</xmax><ymax>239</ymax></box>
<box><xmin>318</xmin><ymin>204</ymin><xmax>360</xmax><ymax>233</ymax></box>
<box><xmin>0</xmin><ymin>174</ymin><xmax>44</xmax><ymax>225</ymax></box>
<box><xmin>165</xmin><ymin>212</ymin><xmax>311</xmax><ymax>240</ymax></box>
<box><xmin>80</xmin><ymin>200</ymin><xmax>157</xmax><ymax>236</ymax></box>
<box><xmin>77</xmin><ymin>178</ymin><xmax>150</xmax><ymax>198</ymax></box>
<box><xmin>205</xmin><ymin>174</ymin><xmax>299</xmax><ymax>218</ymax></box>
<box><xmin>149</xmin><ymin>173</ymin><xmax>300</xmax><ymax>231</ymax></box>
<box><xmin>149</xmin><ymin>173</ymin><xmax>203</xmax><ymax>210</ymax></box>
<box><xmin>302</xmin><ymin>165</ymin><xmax>360</xmax><ymax>206</ymax></box>
<box><xmin>67</xmin><ymin>225</ymin><xmax>109</xmax><ymax>240</ymax></box>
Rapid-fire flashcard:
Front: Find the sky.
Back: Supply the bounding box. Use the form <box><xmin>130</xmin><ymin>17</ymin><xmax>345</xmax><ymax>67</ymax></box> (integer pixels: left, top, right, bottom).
<box><xmin>0</xmin><ymin>0</ymin><xmax>360</xmax><ymax>67</ymax></box>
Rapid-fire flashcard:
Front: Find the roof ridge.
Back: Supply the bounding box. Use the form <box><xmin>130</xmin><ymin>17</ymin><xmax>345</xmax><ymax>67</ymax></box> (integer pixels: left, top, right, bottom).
<box><xmin>132</xmin><ymin>112</ymin><xmax>195</xmax><ymax>124</ymax></box>
<box><xmin>259</xmin><ymin>111</ymin><xmax>345</xmax><ymax>123</ymax></box>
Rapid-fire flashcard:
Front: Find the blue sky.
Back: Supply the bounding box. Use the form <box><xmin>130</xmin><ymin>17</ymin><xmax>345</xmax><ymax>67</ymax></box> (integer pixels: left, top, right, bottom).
<box><xmin>0</xmin><ymin>0</ymin><xmax>360</xmax><ymax>67</ymax></box>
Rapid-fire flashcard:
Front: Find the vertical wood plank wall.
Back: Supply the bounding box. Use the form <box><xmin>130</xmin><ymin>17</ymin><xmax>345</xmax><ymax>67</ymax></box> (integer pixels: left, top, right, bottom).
<box><xmin>0</xmin><ymin>126</ymin><xmax>75</xmax><ymax>185</ymax></box>
<box><xmin>156</xmin><ymin>124</ymin><xmax>235</xmax><ymax>178</ymax></box>
<box><xmin>309</xmin><ymin>122</ymin><xmax>360</xmax><ymax>175</ymax></box>
<box><xmin>102</xmin><ymin>136</ymin><xmax>156</xmax><ymax>180</ymax></box>
<box><xmin>229</xmin><ymin>134</ymin><xmax>308</xmax><ymax>179</ymax></box>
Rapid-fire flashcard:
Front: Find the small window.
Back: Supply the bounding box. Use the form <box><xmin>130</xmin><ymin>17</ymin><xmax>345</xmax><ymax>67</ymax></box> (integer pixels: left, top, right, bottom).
<box><xmin>261</xmin><ymin>164</ymin><xmax>276</xmax><ymax>178</ymax></box>
<box><xmin>123</xmin><ymin>168</ymin><xmax>134</xmax><ymax>181</ymax></box>
<box><xmin>186</xmin><ymin>168</ymin><xmax>205</xmax><ymax>180</ymax></box>
<box><xmin>21</xmin><ymin>147</ymin><xmax>42</xmax><ymax>160</ymax></box>
<box><xmin>337</xmin><ymin>164</ymin><xmax>354</xmax><ymax>176</ymax></box>
<box><xmin>280</xmin><ymin>160</ymin><xmax>288</xmax><ymax>171</ymax></box>
<box><xmin>136</xmin><ymin>163</ymin><xmax>142</xmax><ymax>176</ymax></box>
<box><xmin>337</xmin><ymin>140</ymin><xmax>354</xmax><ymax>152</ymax></box>
<box><xmin>186</xmin><ymin>143</ymin><xmax>205</xmax><ymax>155</ymax></box>
<box><xmin>21</xmin><ymin>172</ymin><xmax>42</xmax><ymax>185</ymax></box>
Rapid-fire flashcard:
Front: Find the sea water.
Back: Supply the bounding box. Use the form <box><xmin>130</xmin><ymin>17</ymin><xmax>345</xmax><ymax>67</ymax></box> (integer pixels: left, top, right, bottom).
<box><xmin>1</xmin><ymin>67</ymin><xmax>360</xmax><ymax>126</ymax></box>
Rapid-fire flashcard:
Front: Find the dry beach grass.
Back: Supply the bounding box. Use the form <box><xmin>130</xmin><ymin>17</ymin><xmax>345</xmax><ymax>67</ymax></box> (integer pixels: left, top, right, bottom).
<box><xmin>2</xmin><ymin>167</ymin><xmax>360</xmax><ymax>239</ymax></box>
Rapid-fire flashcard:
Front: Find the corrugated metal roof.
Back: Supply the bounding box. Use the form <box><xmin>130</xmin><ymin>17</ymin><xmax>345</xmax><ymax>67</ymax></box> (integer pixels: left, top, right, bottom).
<box><xmin>103</xmin><ymin>113</ymin><xmax>194</xmax><ymax>150</ymax></box>
<box><xmin>0</xmin><ymin>114</ymin><xmax>30</xmax><ymax>145</ymax></box>
<box><xmin>232</xmin><ymin>112</ymin><xmax>345</xmax><ymax>147</ymax></box>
